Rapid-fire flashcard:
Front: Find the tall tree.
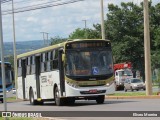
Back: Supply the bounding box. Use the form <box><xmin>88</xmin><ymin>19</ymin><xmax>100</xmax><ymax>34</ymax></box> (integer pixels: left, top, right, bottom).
<box><xmin>50</xmin><ymin>36</ymin><xmax>66</xmax><ymax>45</ymax></box>
<box><xmin>69</xmin><ymin>28</ymin><xmax>101</xmax><ymax>39</ymax></box>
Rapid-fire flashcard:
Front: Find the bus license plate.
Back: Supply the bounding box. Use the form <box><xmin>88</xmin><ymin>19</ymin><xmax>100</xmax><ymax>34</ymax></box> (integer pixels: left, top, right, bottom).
<box><xmin>89</xmin><ymin>89</ymin><xmax>97</xmax><ymax>93</ymax></box>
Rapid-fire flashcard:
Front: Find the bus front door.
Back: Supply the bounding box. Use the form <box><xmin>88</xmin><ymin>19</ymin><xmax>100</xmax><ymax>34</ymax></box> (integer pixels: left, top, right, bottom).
<box><xmin>21</xmin><ymin>59</ymin><xmax>26</xmax><ymax>99</ymax></box>
<box><xmin>35</xmin><ymin>56</ymin><xmax>41</xmax><ymax>99</ymax></box>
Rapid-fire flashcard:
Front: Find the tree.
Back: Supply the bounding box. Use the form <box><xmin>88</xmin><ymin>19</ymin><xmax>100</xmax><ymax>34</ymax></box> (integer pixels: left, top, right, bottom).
<box><xmin>69</xmin><ymin>28</ymin><xmax>101</xmax><ymax>39</ymax></box>
<box><xmin>50</xmin><ymin>36</ymin><xmax>66</xmax><ymax>45</ymax></box>
<box><xmin>150</xmin><ymin>3</ymin><xmax>160</xmax><ymax>69</ymax></box>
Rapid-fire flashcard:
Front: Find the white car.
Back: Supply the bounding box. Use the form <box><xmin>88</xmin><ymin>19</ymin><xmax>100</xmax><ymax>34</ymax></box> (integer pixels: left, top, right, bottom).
<box><xmin>12</xmin><ymin>88</ymin><xmax>16</xmax><ymax>94</ymax></box>
<box><xmin>124</xmin><ymin>78</ymin><xmax>145</xmax><ymax>92</ymax></box>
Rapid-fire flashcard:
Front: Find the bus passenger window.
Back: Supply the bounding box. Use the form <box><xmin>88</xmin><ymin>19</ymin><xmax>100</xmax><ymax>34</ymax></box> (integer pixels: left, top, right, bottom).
<box><xmin>46</xmin><ymin>61</ymin><xmax>50</xmax><ymax>71</ymax></box>
<box><xmin>17</xmin><ymin>59</ymin><xmax>22</xmax><ymax>77</ymax></box>
<box><xmin>41</xmin><ymin>62</ymin><xmax>45</xmax><ymax>72</ymax></box>
<box><xmin>52</xmin><ymin>59</ymin><xmax>58</xmax><ymax>69</ymax></box>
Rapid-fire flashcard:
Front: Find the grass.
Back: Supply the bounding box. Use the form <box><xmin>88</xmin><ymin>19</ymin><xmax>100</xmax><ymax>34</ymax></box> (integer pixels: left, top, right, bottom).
<box><xmin>6</xmin><ymin>97</ymin><xmax>16</xmax><ymax>102</ymax></box>
<box><xmin>108</xmin><ymin>92</ymin><xmax>158</xmax><ymax>96</ymax></box>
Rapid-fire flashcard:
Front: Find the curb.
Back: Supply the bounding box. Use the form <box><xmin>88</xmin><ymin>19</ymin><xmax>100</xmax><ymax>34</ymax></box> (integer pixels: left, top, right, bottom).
<box><xmin>106</xmin><ymin>95</ymin><xmax>160</xmax><ymax>99</ymax></box>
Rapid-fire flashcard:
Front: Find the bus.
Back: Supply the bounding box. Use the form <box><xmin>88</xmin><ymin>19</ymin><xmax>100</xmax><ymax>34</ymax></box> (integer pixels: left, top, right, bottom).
<box><xmin>17</xmin><ymin>39</ymin><xmax>115</xmax><ymax>106</ymax></box>
<box><xmin>0</xmin><ymin>62</ymin><xmax>13</xmax><ymax>103</ymax></box>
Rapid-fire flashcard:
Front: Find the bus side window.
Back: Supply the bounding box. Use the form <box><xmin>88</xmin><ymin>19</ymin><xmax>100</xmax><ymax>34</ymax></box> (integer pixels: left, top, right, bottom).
<box><xmin>31</xmin><ymin>56</ymin><xmax>35</xmax><ymax>74</ymax></box>
<box><xmin>41</xmin><ymin>54</ymin><xmax>45</xmax><ymax>72</ymax></box>
<box><xmin>46</xmin><ymin>52</ymin><xmax>51</xmax><ymax>72</ymax></box>
<box><xmin>26</xmin><ymin>57</ymin><xmax>31</xmax><ymax>75</ymax></box>
<box><xmin>18</xmin><ymin>59</ymin><xmax>22</xmax><ymax>77</ymax></box>
<box><xmin>50</xmin><ymin>49</ymin><xmax>58</xmax><ymax>70</ymax></box>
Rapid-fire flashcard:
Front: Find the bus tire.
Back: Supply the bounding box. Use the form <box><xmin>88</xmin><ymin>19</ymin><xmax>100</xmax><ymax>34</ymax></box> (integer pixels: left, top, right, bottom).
<box><xmin>96</xmin><ymin>95</ymin><xmax>105</xmax><ymax>104</ymax></box>
<box><xmin>67</xmin><ymin>97</ymin><xmax>75</xmax><ymax>105</ymax></box>
<box><xmin>54</xmin><ymin>87</ymin><xmax>64</xmax><ymax>106</ymax></box>
<box><xmin>29</xmin><ymin>88</ymin><xmax>37</xmax><ymax>105</ymax></box>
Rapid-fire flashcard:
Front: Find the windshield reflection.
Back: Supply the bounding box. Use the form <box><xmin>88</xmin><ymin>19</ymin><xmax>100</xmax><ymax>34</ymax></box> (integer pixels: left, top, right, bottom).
<box><xmin>119</xmin><ymin>69</ymin><xmax>133</xmax><ymax>76</ymax></box>
<box><xmin>66</xmin><ymin>50</ymin><xmax>113</xmax><ymax>76</ymax></box>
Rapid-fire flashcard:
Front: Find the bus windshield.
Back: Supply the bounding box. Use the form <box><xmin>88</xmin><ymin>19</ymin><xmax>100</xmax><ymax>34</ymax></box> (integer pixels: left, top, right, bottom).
<box><xmin>66</xmin><ymin>50</ymin><xmax>113</xmax><ymax>76</ymax></box>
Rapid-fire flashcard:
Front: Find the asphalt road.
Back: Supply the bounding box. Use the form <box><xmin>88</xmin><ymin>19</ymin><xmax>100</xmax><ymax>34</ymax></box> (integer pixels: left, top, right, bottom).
<box><xmin>0</xmin><ymin>87</ymin><xmax>159</xmax><ymax>120</ymax></box>
<box><xmin>0</xmin><ymin>98</ymin><xmax>160</xmax><ymax>119</ymax></box>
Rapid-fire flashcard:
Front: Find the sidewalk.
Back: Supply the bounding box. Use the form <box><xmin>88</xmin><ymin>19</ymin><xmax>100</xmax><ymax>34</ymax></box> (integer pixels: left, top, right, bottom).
<box><xmin>106</xmin><ymin>95</ymin><xmax>160</xmax><ymax>99</ymax></box>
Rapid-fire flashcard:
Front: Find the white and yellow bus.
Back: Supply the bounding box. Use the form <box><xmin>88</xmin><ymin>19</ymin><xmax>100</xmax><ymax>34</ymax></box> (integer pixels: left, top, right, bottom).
<box><xmin>17</xmin><ymin>39</ymin><xmax>115</xmax><ymax>106</ymax></box>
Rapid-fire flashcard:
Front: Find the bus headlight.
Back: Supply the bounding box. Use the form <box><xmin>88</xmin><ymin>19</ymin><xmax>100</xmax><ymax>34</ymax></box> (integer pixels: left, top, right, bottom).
<box><xmin>67</xmin><ymin>81</ymin><xmax>79</xmax><ymax>88</ymax></box>
<box><xmin>106</xmin><ymin>81</ymin><xmax>114</xmax><ymax>87</ymax></box>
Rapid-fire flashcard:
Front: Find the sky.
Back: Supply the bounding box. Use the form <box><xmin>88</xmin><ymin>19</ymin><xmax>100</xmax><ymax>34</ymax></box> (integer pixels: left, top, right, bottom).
<box><xmin>1</xmin><ymin>0</ymin><xmax>159</xmax><ymax>42</ymax></box>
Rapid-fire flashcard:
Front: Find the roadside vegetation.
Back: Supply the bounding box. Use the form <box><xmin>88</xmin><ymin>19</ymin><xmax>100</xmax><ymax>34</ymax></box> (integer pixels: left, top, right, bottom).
<box><xmin>109</xmin><ymin>92</ymin><xmax>158</xmax><ymax>96</ymax></box>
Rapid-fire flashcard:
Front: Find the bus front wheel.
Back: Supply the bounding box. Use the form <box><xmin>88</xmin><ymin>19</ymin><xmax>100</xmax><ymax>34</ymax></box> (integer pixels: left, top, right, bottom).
<box><xmin>96</xmin><ymin>95</ymin><xmax>105</xmax><ymax>104</ymax></box>
<box><xmin>54</xmin><ymin>87</ymin><xmax>64</xmax><ymax>106</ymax></box>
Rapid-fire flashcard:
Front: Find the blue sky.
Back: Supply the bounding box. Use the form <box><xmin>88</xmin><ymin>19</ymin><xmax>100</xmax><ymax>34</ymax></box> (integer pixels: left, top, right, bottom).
<box><xmin>1</xmin><ymin>0</ymin><xmax>159</xmax><ymax>42</ymax></box>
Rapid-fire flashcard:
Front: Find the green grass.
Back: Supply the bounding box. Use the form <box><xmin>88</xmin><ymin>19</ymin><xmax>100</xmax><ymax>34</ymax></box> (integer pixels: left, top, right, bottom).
<box><xmin>108</xmin><ymin>92</ymin><xmax>158</xmax><ymax>96</ymax></box>
<box><xmin>6</xmin><ymin>97</ymin><xmax>16</xmax><ymax>102</ymax></box>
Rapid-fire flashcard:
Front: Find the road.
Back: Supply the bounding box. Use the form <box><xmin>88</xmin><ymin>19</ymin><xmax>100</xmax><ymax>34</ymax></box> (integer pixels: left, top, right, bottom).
<box><xmin>0</xmin><ymin>99</ymin><xmax>160</xmax><ymax>118</ymax></box>
<box><xmin>0</xmin><ymin>87</ymin><xmax>159</xmax><ymax>120</ymax></box>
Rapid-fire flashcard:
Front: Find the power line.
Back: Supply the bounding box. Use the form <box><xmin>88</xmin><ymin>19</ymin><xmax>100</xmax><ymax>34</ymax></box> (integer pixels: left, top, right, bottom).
<box><xmin>2</xmin><ymin>0</ymin><xmax>62</xmax><ymax>13</ymax></box>
<box><xmin>2</xmin><ymin>0</ymin><xmax>85</xmax><ymax>15</ymax></box>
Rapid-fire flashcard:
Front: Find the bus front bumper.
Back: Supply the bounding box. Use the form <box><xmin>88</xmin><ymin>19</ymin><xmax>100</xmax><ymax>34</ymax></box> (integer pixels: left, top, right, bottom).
<box><xmin>65</xmin><ymin>82</ymin><xmax>115</xmax><ymax>97</ymax></box>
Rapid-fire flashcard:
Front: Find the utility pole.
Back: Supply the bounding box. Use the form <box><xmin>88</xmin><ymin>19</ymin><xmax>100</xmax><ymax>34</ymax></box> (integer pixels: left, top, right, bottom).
<box><xmin>0</xmin><ymin>0</ymin><xmax>7</xmax><ymax>112</ymax></box>
<box><xmin>41</xmin><ymin>32</ymin><xmax>45</xmax><ymax>46</ymax></box>
<box><xmin>82</xmin><ymin>20</ymin><xmax>87</xmax><ymax>39</ymax></box>
<box><xmin>12</xmin><ymin>0</ymin><xmax>18</xmax><ymax>100</ymax></box>
<box><xmin>143</xmin><ymin>0</ymin><xmax>152</xmax><ymax>95</ymax></box>
<box><xmin>46</xmin><ymin>32</ymin><xmax>49</xmax><ymax>46</ymax></box>
<box><xmin>100</xmin><ymin>0</ymin><xmax>105</xmax><ymax>40</ymax></box>
<box><xmin>40</xmin><ymin>32</ymin><xmax>49</xmax><ymax>46</ymax></box>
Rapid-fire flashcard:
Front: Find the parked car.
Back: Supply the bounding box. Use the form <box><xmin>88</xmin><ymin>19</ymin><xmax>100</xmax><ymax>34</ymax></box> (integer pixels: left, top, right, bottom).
<box><xmin>12</xmin><ymin>88</ymin><xmax>16</xmax><ymax>94</ymax></box>
<box><xmin>124</xmin><ymin>78</ymin><xmax>145</xmax><ymax>92</ymax></box>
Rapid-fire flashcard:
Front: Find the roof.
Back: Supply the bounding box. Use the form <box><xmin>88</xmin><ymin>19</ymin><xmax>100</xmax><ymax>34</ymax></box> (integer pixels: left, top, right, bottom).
<box><xmin>17</xmin><ymin>39</ymin><xmax>110</xmax><ymax>59</ymax></box>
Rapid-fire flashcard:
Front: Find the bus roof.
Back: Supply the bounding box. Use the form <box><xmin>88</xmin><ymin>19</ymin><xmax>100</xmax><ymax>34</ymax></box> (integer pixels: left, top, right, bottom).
<box><xmin>17</xmin><ymin>39</ymin><xmax>110</xmax><ymax>59</ymax></box>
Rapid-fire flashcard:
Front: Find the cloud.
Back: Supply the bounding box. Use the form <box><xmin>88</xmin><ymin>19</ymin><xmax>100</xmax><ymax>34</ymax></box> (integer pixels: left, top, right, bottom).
<box><xmin>1</xmin><ymin>0</ymin><xmax>159</xmax><ymax>42</ymax></box>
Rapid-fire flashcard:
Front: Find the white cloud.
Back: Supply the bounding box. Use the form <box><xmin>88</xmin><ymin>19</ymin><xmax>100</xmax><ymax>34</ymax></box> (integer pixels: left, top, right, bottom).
<box><xmin>1</xmin><ymin>0</ymin><xmax>159</xmax><ymax>42</ymax></box>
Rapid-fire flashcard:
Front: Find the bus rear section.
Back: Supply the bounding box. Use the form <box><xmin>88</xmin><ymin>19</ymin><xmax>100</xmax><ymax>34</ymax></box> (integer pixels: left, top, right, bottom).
<box><xmin>16</xmin><ymin>39</ymin><xmax>115</xmax><ymax>106</ymax></box>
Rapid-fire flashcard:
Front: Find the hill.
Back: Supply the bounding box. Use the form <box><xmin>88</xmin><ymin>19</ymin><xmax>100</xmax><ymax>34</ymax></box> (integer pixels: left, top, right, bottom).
<box><xmin>4</xmin><ymin>40</ymin><xmax>45</xmax><ymax>56</ymax></box>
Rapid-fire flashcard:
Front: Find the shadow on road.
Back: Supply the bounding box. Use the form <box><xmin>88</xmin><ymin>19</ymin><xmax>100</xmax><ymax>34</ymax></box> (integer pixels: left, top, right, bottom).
<box><xmin>23</xmin><ymin>99</ymin><xmax>137</xmax><ymax>107</ymax></box>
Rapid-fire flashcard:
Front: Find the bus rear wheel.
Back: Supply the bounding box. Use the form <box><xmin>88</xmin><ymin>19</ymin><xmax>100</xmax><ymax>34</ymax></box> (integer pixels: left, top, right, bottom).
<box><xmin>96</xmin><ymin>95</ymin><xmax>105</xmax><ymax>104</ymax></box>
<box><xmin>54</xmin><ymin>87</ymin><xmax>64</xmax><ymax>106</ymax></box>
<box><xmin>29</xmin><ymin>88</ymin><xmax>37</xmax><ymax>105</ymax></box>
